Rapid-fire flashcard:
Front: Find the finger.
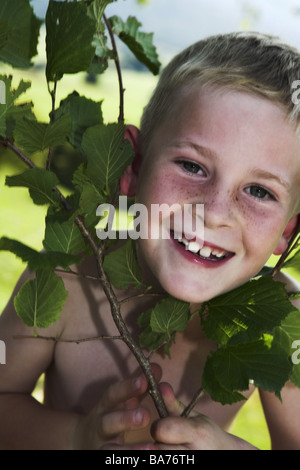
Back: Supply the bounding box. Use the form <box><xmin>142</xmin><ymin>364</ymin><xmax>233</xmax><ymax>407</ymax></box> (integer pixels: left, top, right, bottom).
<box><xmin>101</xmin><ymin>363</ymin><xmax>162</xmax><ymax>411</ymax></box>
<box><xmin>100</xmin><ymin>375</ymin><xmax>148</xmax><ymax>411</ymax></box>
<box><xmin>158</xmin><ymin>383</ymin><xmax>185</xmax><ymax>416</ymax></box>
<box><xmin>149</xmin><ymin>363</ymin><xmax>163</xmax><ymax>383</ymax></box>
<box><xmin>152</xmin><ymin>417</ymin><xmax>196</xmax><ymax>445</ymax></box>
<box><xmin>100</xmin><ymin>407</ymin><xmax>150</xmax><ymax>438</ymax></box>
<box><xmin>101</xmin><ymin>442</ymin><xmax>157</xmax><ymax>451</ymax></box>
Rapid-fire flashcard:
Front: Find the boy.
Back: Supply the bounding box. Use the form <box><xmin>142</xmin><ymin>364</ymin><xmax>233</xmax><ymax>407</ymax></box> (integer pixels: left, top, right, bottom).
<box><xmin>0</xmin><ymin>32</ymin><xmax>300</xmax><ymax>450</ymax></box>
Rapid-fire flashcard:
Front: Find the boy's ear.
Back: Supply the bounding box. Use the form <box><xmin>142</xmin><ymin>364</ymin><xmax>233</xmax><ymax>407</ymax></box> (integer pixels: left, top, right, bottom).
<box><xmin>120</xmin><ymin>125</ymin><xmax>142</xmax><ymax>197</ymax></box>
<box><xmin>273</xmin><ymin>214</ymin><xmax>300</xmax><ymax>255</ymax></box>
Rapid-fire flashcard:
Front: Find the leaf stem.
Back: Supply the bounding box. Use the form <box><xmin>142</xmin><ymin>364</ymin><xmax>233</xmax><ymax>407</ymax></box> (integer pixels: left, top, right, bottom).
<box><xmin>103</xmin><ymin>14</ymin><xmax>124</xmax><ymax>123</ymax></box>
<box><xmin>46</xmin><ymin>80</ymin><xmax>57</xmax><ymax>171</ymax></box>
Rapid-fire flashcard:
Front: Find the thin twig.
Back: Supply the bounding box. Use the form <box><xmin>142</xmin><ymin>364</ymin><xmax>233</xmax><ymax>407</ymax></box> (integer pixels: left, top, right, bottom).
<box><xmin>120</xmin><ymin>291</ymin><xmax>165</xmax><ymax>304</ymax></box>
<box><xmin>2</xmin><ymin>139</ymin><xmax>36</xmax><ymax>168</ymax></box>
<box><xmin>181</xmin><ymin>386</ymin><xmax>205</xmax><ymax>418</ymax></box>
<box><xmin>55</xmin><ymin>268</ymin><xmax>100</xmax><ymax>282</ymax></box>
<box><xmin>103</xmin><ymin>14</ymin><xmax>125</xmax><ymax>123</ymax></box>
<box><xmin>272</xmin><ymin>227</ymin><xmax>300</xmax><ymax>277</ymax></box>
<box><xmin>13</xmin><ymin>334</ymin><xmax>122</xmax><ymax>343</ymax></box>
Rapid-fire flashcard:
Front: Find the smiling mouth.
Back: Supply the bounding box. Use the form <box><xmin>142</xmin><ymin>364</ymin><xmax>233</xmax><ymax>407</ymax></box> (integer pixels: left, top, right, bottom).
<box><xmin>171</xmin><ymin>231</ymin><xmax>235</xmax><ymax>262</ymax></box>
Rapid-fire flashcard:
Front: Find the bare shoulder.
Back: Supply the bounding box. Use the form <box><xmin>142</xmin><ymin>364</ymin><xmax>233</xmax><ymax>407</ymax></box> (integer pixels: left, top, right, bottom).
<box><xmin>0</xmin><ymin>268</ymin><xmax>59</xmax><ymax>393</ymax></box>
<box><xmin>0</xmin><ymin>258</ymin><xmax>101</xmax><ymax>394</ymax></box>
<box><xmin>273</xmin><ymin>269</ymin><xmax>300</xmax><ymax>290</ymax></box>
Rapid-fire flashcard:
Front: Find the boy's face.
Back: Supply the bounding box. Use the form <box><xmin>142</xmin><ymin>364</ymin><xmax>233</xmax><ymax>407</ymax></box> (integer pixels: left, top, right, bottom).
<box><xmin>133</xmin><ymin>88</ymin><xmax>300</xmax><ymax>303</ymax></box>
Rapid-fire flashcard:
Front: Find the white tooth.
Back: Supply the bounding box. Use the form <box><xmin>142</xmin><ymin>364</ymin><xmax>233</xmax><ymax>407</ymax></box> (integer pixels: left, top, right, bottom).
<box><xmin>181</xmin><ymin>238</ymin><xmax>189</xmax><ymax>246</ymax></box>
<box><xmin>200</xmin><ymin>246</ymin><xmax>212</xmax><ymax>258</ymax></box>
<box><xmin>187</xmin><ymin>241</ymin><xmax>201</xmax><ymax>253</ymax></box>
<box><xmin>215</xmin><ymin>251</ymin><xmax>225</xmax><ymax>258</ymax></box>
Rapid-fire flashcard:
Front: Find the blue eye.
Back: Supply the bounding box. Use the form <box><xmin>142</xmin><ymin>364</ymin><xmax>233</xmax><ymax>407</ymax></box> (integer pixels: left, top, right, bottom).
<box><xmin>180</xmin><ymin>161</ymin><xmax>204</xmax><ymax>175</ymax></box>
<box><xmin>246</xmin><ymin>185</ymin><xmax>274</xmax><ymax>200</ymax></box>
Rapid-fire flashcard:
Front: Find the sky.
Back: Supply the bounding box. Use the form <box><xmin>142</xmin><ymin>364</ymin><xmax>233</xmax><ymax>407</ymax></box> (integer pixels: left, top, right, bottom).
<box><xmin>31</xmin><ymin>0</ymin><xmax>300</xmax><ymax>65</ymax></box>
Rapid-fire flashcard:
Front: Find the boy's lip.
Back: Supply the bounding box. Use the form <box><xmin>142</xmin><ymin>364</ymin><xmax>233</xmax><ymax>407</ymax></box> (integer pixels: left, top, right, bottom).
<box><xmin>170</xmin><ymin>230</ymin><xmax>235</xmax><ymax>266</ymax></box>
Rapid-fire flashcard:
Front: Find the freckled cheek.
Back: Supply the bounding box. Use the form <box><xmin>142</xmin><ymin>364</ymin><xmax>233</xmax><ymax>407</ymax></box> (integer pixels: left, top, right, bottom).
<box><xmin>137</xmin><ymin>172</ymin><xmax>193</xmax><ymax>206</ymax></box>
<box><xmin>241</xmin><ymin>209</ymin><xmax>287</xmax><ymax>252</ymax></box>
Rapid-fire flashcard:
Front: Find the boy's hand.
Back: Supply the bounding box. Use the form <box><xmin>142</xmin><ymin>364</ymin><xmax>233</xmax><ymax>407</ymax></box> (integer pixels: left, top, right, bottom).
<box><xmin>152</xmin><ymin>383</ymin><xmax>258</xmax><ymax>450</ymax></box>
<box><xmin>72</xmin><ymin>366</ymin><xmax>161</xmax><ymax>450</ymax></box>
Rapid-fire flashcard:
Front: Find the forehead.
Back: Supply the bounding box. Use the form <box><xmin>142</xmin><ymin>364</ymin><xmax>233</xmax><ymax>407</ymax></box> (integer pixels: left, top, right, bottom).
<box><xmin>153</xmin><ymin>87</ymin><xmax>300</xmax><ymax>170</ymax></box>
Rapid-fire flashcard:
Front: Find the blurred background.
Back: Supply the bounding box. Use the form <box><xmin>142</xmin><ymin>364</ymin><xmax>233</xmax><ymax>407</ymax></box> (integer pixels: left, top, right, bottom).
<box><xmin>1</xmin><ymin>0</ymin><xmax>300</xmax><ymax>450</ymax></box>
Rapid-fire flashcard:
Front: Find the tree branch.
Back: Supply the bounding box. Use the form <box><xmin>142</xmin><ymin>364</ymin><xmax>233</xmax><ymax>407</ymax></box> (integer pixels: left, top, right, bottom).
<box><xmin>74</xmin><ymin>216</ymin><xmax>169</xmax><ymax>419</ymax></box>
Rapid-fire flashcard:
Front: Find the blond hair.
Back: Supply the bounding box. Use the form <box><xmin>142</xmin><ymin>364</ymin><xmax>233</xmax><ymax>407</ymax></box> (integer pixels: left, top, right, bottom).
<box><xmin>140</xmin><ymin>32</ymin><xmax>300</xmax><ymax>153</ymax></box>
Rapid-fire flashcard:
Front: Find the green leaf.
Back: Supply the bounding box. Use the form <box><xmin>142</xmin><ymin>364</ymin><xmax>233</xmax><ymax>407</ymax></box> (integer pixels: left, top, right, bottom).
<box><xmin>87</xmin><ymin>0</ymin><xmax>116</xmax><ymax>74</ymax></box>
<box><xmin>5</xmin><ymin>168</ymin><xmax>61</xmax><ymax>206</ymax></box>
<box><xmin>138</xmin><ymin>297</ymin><xmax>190</xmax><ymax>356</ymax></box>
<box><xmin>138</xmin><ymin>309</ymin><xmax>169</xmax><ymax>353</ymax></box>
<box><xmin>0</xmin><ymin>75</ymin><xmax>34</xmax><ymax>137</ymax></box>
<box><xmin>0</xmin><ymin>0</ymin><xmax>42</xmax><ymax>68</ymax></box>
<box><xmin>43</xmin><ymin>198</ymin><xmax>98</xmax><ymax>256</ymax></box>
<box><xmin>279</xmin><ymin>309</ymin><xmax>300</xmax><ymax>343</ymax></box>
<box><xmin>202</xmin><ymin>355</ymin><xmax>246</xmax><ymax>405</ymax></box>
<box><xmin>283</xmin><ymin>247</ymin><xmax>300</xmax><ymax>271</ymax></box>
<box><xmin>14</xmin><ymin>269</ymin><xmax>68</xmax><ymax>332</ymax></box>
<box><xmin>109</xmin><ymin>15</ymin><xmax>161</xmax><ymax>75</ymax></box>
<box><xmin>274</xmin><ymin>309</ymin><xmax>300</xmax><ymax>388</ymax></box>
<box><xmin>150</xmin><ymin>297</ymin><xmax>190</xmax><ymax>338</ymax></box>
<box><xmin>202</xmin><ymin>337</ymin><xmax>292</xmax><ymax>405</ymax></box>
<box><xmin>81</xmin><ymin>123</ymin><xmax>134</xmax><ymax>195</ymax></box>
<box><xmin>0</xmin><ymin>237</ymin><xmax>81</xmax><ymax>271</ymax></box>
<box><xmin>55</xmin><ymin>92</ymin><xmax>103</xmax><ymax>151</ymax></box>
<box><xmin>46</xmin><ymin>0</ymin><xmax>96</xmax><ymax>82</ymax></box>
<box><xmin>201</xmin><ymin>277</ymin><xmax>298</xmax><ymax>346</ymax></box>
<box><xmin>14</xmin><ymin>115</ymin><xmax>72</xmax><ymax>155</ymax></box>
<box><xmin>72</xmin><ymin>164</ymin><xmax>105</xmax><ymax>215</ymax></box>
<box><xmin>103</xmin><ymin>239</ymin><xmax>143</xmax><ymax>289</ymax></box>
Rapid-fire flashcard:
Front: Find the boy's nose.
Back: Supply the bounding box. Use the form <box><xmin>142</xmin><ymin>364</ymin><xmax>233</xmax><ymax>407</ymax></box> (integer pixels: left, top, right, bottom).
<box><xmin>199</xmin><ymin>191</ymin><xmax>236</xmax><ymax>230</ymax></box>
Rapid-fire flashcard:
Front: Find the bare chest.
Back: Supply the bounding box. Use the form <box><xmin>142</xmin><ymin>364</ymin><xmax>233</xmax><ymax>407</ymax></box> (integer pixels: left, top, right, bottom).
<box><xmin>44</xmin><ymin>277</ymin><xmax>250</xmax><ymax>430</ymax></box>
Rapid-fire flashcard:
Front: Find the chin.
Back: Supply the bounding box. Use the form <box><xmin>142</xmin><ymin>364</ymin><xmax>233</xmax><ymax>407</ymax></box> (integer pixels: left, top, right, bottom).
<box><xmin>158</xmin><ymin>277</ymin><xmax>219</xmax><ymax>304</ymax></box>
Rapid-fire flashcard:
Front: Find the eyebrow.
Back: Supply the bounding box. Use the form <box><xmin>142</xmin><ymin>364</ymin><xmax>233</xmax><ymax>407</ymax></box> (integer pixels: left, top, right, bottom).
<box><xmin>170</xmin><ymin>141</ymin><xmax>219</xmax><ymax>161</ymax></box>
<box><xmin>251</xmin><ymin>169</ymin><xmax>291</xmax><ymax>191</ymax></box>
<box><xmin>171</xmin><ymin>141</ymin><xmax>291</xmax><ymax>191</ymax></box>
